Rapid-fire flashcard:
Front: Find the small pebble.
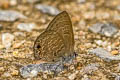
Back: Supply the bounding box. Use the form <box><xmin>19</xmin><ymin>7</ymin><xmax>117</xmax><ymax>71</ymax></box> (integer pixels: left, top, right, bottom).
<box><xmin>89</xmin><ymin>48</ymin><xmax>120</xmax><ymax>62</ymax></box>
<box><xmin>35</xmin><ymin>4</ymin><xmax>60</xmax><ymax>15</ymax></box>
<box><xmin>78</xmin><ymin>20</ymin><xmax>86</xmax><ymax>29</ymax></box>
<box><xmin>2</xmin><ymin>33</ymin><xmax>15</xmax><ymax>49</ymax></box>
<box><xmin>83</xmin><ymin>11</ymin><xmax>95</xmax><ymax>19</ymax></box>
<box><xmin>0</xmin><ymin>67</ymin><xmax>5</xmax><ymax>72</ymax></box>
<box><xmin>11</xmin><ymin>69</ymin><xmax>19</xmax><ymax>76</ymax></box>
<box><xmin>10</xmin><ymin>0</ymin><xmax>17</xmax><ymax>6</ymax></box>
<box><xmin>2</xmin><ymin>72</ymin><xmax>11</xmax><ymax>78</ymax></box>
<box><xmin>0</xmin><ymin>10</ymin><xmax>26</xmax><ymax>21</ymax></box>
<box><xmin>55</xmin><ymin>77</ymin><xmax>68</xmax><ymax>80</ymax></box>
<box><xmin>111</xmin><ymin>50</ymin><xmax>119</xmax><ymax>55</ymax></box>
<box><xmin>12</xmin><ymin>51</ymin><xmax>19</xmax><ymax>57</ymax></box>
<box><xmin>96</xmin><ymin>11</ymin><xmax>110</xmax><ymax>19</ymax></box>
<box><xmin>17</xmin><ymin>23</ymin><xmax>36</xmax><ymax>32</ymax></box>
<box><xmin>95</xmin><ymin>40</ymin><xmax>108</xmax><ymax>47</ymax></box>
<box><xmin>81</xmin><ymin>75</ymin><xmax>90</xmax><ymax>80</ymax></box>
<box><xmin>114</xmin><ymin>42</ymin><xmax>120</xmax><ymax>47</ymax></box>
<box><xmin>95</xmin><ymin>40</ymin><xmax>103</xmax><ymax>46</ymax></box>
<box><xmin>113</xmin><ymin>12</ymin><xmax>120</xmax><ymax>20</ymax></box>
<box><xmin>89</xmin><ymin>22</ymin><xmax>118</xmax><ymax>37</ymax></box>
<box><xmin>14</xmin><ymin>32</ymin><xmax>26</xmax><ymax>36</ymax></box>
<box><xmin>117</xmin><ymin>5</ymin><xmax>120</xmax><ymax>11</ymax></box>
<box><xmin>115</xmin><ymin>76</ymin><xmax>120</xmax><ymax>80</ymax></box>
<box><xmin>77</xmin><ymin>0</ymin><xmax>86</xmax><ymax>3</ymax></box>
<box><xmin>107</xmin><ymin>45</ymin><xmax>112</xmax><ymax>51</ymax></box>
<box><xmin>0</xmin><ymin>0</ymin><xmax>9</xmax><ymax>9</ymax></box>
<box><xmin>85</xmin><ymin>43</ymin><xmax>92</xmax><ymax>49</ymax></box>
<box><xmin>27</xmin><ymin>0</ymin><xmax>39</xmax><ymax>3</ymax></box>
<box><xmin>68</xmin><ymin>71</ymin><xmax>79</xmax><ymax>80</ymax></box>
<box><xmin>80</xmin><ymin>63</ymin><xmax>99</xmax><ymax>75</ymax></box>
<box><xmin>0</xmin><ymin>44</ymin><xmax>4</xmax><ymax>49</ymax></box>
<box><xmin>13</xmin><ymin>40</ymin><xmax>25</xmax><ymax>49</ymax></box>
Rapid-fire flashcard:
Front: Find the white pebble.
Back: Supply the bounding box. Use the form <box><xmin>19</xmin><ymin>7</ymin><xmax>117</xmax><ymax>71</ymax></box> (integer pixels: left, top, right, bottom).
<box><xmin>35</xmin><ymin>4</ymin><xmax>60</xmax><ymax>15</ymax></box>
<box><xmin>2</xmin><ymin>72</ymin><xmax>11</xmax><ymax>78</ymax></box>
<box><xmin>17</xmin><ymin>23</ymin><xmax>36</xmax><ymax>32</ymax></box>
<box><xmin>107</xmin><ymin>46</ymin><xmax>112</xmax><ymax>51</ymax></box>
<box><xmin>95</xmin><ymin>40</ymin><xmax>103</xmax><ymax>46</ymax></box>
<box><xmin>68</xmin><ymin>71</ymin><xmax>79</xmax><ymax>80</ymax></box>
<box><xmin>2</xmin><ymin>33</ymin><xmax>14</xmax><ymax>49</ymax></box>
<box><xmin>10</xmin><ymin>0</ymin><xmax>17</xmax><ymax>6</ymax></box>
<box><xmin>0</xmin><ymin>10</ymin><xmax>26</xmax><ymax>21</ymax></box>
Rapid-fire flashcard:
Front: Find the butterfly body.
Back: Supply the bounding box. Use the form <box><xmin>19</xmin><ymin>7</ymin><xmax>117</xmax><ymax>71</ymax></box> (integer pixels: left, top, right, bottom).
<box><xmin>33</xmin><ymin>11</ymin><xmax>75</xmax><ymax>63</ymax></box>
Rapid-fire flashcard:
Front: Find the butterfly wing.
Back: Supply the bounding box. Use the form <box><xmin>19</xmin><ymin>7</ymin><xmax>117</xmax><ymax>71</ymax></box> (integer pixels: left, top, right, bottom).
<box><xmin>46</xmin><ymin>11</ymin><xmax>74</xmax><ymax>56</ymax></box>
<box><xmin>34</xmin><ymin>30</ymin><xmax>66</xmax><ymax>62</ymax></box>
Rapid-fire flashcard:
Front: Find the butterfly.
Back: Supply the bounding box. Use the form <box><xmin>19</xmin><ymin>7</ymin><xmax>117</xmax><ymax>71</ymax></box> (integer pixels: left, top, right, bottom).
<box><xmin>33</xmin><ymin>11</ymin><xmax>75</xmax><ymax>63</ymax></box>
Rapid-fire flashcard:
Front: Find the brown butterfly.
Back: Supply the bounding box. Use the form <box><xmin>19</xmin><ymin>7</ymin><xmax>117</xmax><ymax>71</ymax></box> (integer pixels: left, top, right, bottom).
<box><xmin>33</xmin><ymin>11</ymin><xmax>75</xmax><ymax>63</ymax></box>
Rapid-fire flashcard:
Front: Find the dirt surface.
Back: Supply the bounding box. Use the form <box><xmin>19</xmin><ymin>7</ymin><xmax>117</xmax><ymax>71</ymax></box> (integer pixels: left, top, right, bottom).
<box><xmin>0</xmin><ymin>0</ymin><xmax>120</xmax><ymax>80</ymax></box>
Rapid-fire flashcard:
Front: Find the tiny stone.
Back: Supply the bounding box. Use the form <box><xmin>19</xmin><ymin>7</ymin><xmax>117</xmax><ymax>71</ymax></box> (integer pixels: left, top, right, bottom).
<box><xmin>95</xmin><ymin>40</ymin><xmax>103</xmax><ymax>46</ymax></box>
<box><xmin>0</xmin><ymin>67</ymin><xmax>5</xmax><ymax>72</ymax></box>
<box><xmin>13</xmin><ymin>40</ymin><xmax>25</xmax><ymax>49</ymax></box>
<box><xmin>115</xmin><ymin>76</ymin><xmax>120</xmax><ymax>80</ymax></box>
<box><xmin>12</xmin><ymin>51</ymin><xmax>19</xmax><ymax>57</ymax></box>
<box><xmin>95</xmin><ymin>35</ymin><xmax>101</xmax><ymax>39</ymax></box>
<box><xmin>89</xmin><ymin>48</ymin><xmax>120</xmax><ymax>62</ymax></box>
<box><xmin>14</xmin><ymin>32</ymin><xmax>26</xmax><ymax>36</ymax></box>
<box><xmin>77</xmin><ymin>0</ymin><xmax>86</xmax><ymax>3</ymax></box>
<box><xmin>92</xmin><ymin>44</ymin><xmax>97</xmax><ymax>48</ymax></box>
<box><xmin>68</xmin><ymin>71</ymin><xmax>79</xmax><ymax>80</ymax></box>
<box><xmin>114</xmin><ymin>42</ymin><xmax>120</xmax><ymax>47</ymax></box>
<box><xmin>0</xmin><ymin>10</ymin><xmax>26</xmax><ymax>21</ymax></box>
<box><xmin>102</xmin><ymin>41</ymin><xmax>108</xmax><ymax>47</ymax></box>
<box><xmin>113</xmin><ymin>13</ymin><xmax>120</xmax><ymax>20</ymax></box>
<box><xmin>88</xmin><ymin>3</ymin><xmax>96</xmax><ymax>10</ymax></box>
<box><xmin>89</xmin><ymin>22</ymin><xmax>118</xmax><ymax>37</ymax></box>
<box><xmin>83</xmin><ymin>11</ymin><xmax>95</xmax><ymax>19</ymax></box>
<box><xmin>80</xmin><ymin>63</ymin><xmax>99</xmax><ymax>75</ymax></box>
<box><xmin>2</xmin><ymin>72</ymin><xmax>11</xmax><ymax>78</ymax></box>
<box><xmin>17</xmin><ymin>23</ymin><xmax>36</xmax><ymax>32</ymax></box>
<box><xmin>81</xmin><ymin>75</ymin><xmax>90</xmax><ymax>80</ymax></box>
<box><xmin>0</xmin><ymin>44</ymin><xmax>4</xmax><ymax>49</ymax></box>
<box><xmin>111</xmin><ymin>50</ymin><xmax>119</xmax><ymax>55</ymax></box>
<box><xmin>20</xmin><ymin>64</ymin><xmax>39</xmax><ymax>78</ymax></box>
<box><xmin>10</xmin><ymin>0</ymin><xmax>17</xmax><ymax>6</ymax></box>
<box><xmin>95</xmin><ymin>40</ymin><xmax>108</xmax><ymax>47</ymax></box>
<box><xmin>78</xmin><ymin>20</ymin><xmax>86</xmax><ymax>29</ymax></box>
<box><xmin>27</xmin><ymin>0</ymin><xmax>39</xmax><ymax>3</ymax></box>
<box><xmin>55</xmin><ymin>77</ymin><xmax>68</xmax><ymax>80</ymax></box>
<box><xmin>117</xmin><ymin>5</ymin><xmax>120</xmax><ymax>11</ymax></box>
<box><xmin>11</xmin><ymin>69</ymin><xmax>19</xmax><ymax>76</ymax></box>
<box><xmin>96</xmin><ymin>11</ymin><xmax>110</xmax><ymax>19</ymax></box>
<box><xmin>35</xmin><ymin>4</ymin><xmax>60</xmax><ymax>15</ymax></box>
<box><xmin>107</xmin><ymin>45</ymin><xmax>112</xmax><ymax>51</ymax></box>
<box><xmin>85</xmin><ymin>43</ymin><xmax>92</xmax><ymax>49</ymax></box>
<box><xmin>2</xmin><ymin>33</ymin><xmax>15</xmax><ymax>49</ymax></box>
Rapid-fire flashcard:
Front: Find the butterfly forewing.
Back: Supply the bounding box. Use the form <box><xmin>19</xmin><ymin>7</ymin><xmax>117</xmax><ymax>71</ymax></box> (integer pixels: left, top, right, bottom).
<box><xmin>46</xmin><ymin>11</ymin><xmax>74</xmax><ymax>55</ymax></box>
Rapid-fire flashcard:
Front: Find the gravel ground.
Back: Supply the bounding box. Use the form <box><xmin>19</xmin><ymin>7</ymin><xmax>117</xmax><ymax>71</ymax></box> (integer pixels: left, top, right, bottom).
<box><xmin>0</xmin><ymin>0</ymin><xmax>120</xmax><ymax>80</ymax></box>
